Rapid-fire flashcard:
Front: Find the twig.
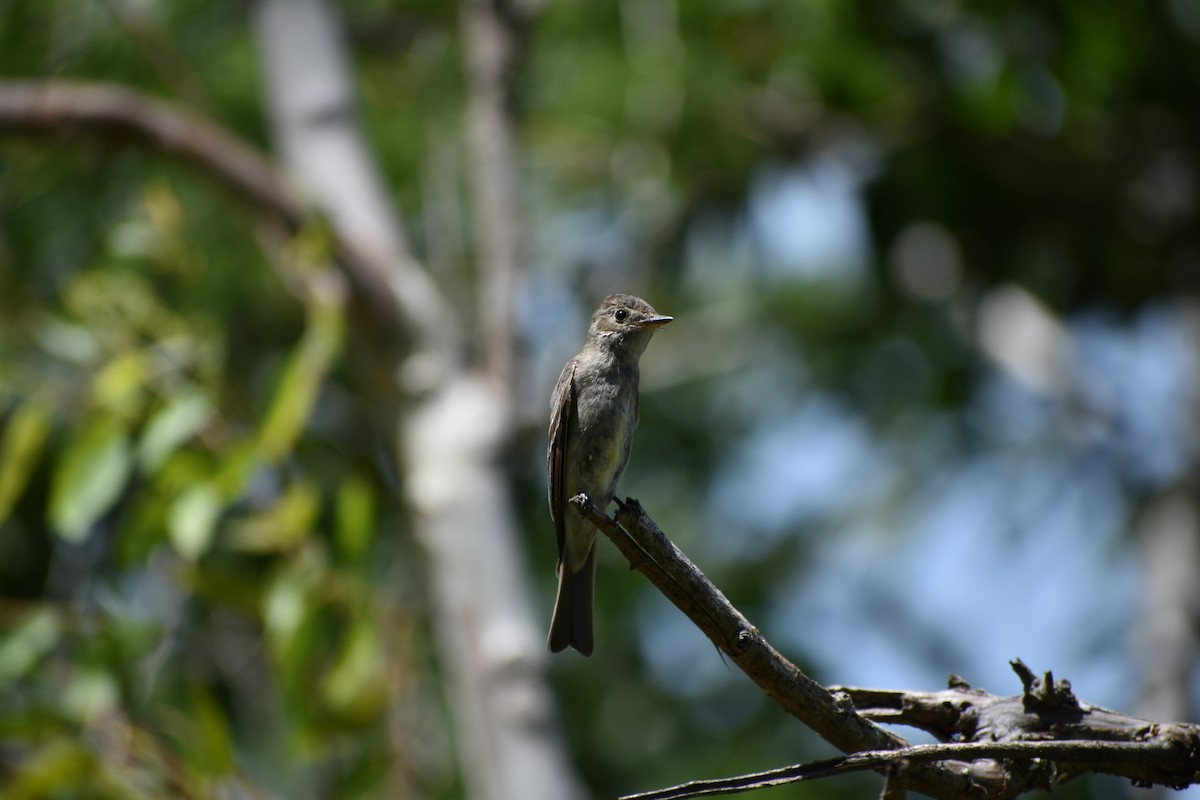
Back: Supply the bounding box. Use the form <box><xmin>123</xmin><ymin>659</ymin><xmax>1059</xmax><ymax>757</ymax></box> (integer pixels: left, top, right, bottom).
<box><xmin>618</xmin><ymin>740</ymin><xmax>1181</xmax><ymax>800</ymax></box>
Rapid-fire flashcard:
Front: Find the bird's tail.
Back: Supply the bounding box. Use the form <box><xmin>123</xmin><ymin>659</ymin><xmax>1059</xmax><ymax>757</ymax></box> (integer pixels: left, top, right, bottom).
<box><xmin>547</xmin><ymin>546</ymin><xmax>597</xmax><ymax>656</ymax></box>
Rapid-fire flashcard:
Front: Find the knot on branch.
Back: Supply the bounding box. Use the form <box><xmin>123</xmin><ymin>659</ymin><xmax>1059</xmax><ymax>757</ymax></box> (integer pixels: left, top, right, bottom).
<box><xmin>832</xmin><ymin>691</ymin><xmax>856</xmax><ymax>714</ymax></box>
<box><xmin>1011</xmin><ymin>659</ymin><xmax>1080</xmax><ymax>715</ymax></box>
<box><xmin>614</xmin><ymin>496</ymin><xmax>645</xmax><ymax>526</ymax></box>
<box><xmin>732</xmin><ymin>627</ymin><xmax>758</xmax><ymax>655</ymax></box>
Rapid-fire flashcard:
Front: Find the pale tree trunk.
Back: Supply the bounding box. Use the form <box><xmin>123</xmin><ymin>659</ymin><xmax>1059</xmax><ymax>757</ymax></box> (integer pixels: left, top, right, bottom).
<box><xmin>461</xmin><ymin>0</ymin><xmax>522</xmax><ymax>390</ymax></box>
<box><xmin>1133</xmin><ymin>487</ymin><xmax>1199</xmax><ymax>726</ymax></box>
<box><xmin>978</xmin><ymin>288</ymin><xmax>1200</xmax><ymax>800</ymax></box>
<box><xmin>252</xmin><ymin>2</ymin><xmax>582</xmax><ymax>798</ymax></box>
<box><xmin>1127</xmin><ymin>302</ymin><xmax>1200</xmax><ymax>800</ymax></box>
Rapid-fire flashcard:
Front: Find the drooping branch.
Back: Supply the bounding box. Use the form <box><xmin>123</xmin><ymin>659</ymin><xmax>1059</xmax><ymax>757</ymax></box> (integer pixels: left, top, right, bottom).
<box><xmin>0</xmin><ymin>81</ymin><xmax>297</xmax><ymax>224</ymax></box>
<box><xmin>0</xmin><ymin>80</ymin><xmax>447</xmax><ymax>354</ymax></box>
<box><xmin>571</xmin><ymin>496</ymin><xmax>1200</xmax><ymax>799</ymax></box>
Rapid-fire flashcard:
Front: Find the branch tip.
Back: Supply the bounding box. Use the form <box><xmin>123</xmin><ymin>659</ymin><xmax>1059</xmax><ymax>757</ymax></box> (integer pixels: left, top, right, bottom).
<box><xmin>1010</xmin><ymin>658</ymin><xmax>1035</xmax><ymax>690</ymax></box>
<box><xmin>947</xmin><ymin>674</ymin><xmax>971</xmax><ymax>690</ymax></box>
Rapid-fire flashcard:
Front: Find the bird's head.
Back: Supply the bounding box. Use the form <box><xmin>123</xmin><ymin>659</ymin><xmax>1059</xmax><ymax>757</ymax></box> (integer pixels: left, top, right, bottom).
<box><xmin>586</xmin><ymin>294</ymin><xmax>672</xmax><ymax>359</ymax></box>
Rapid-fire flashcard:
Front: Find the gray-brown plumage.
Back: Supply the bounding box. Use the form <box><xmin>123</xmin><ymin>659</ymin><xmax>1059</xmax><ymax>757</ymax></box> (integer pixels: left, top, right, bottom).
<box><xmin>547</xmin><ymin>294</ymin><xmax>672</xmax><ymax>655</ymax></box>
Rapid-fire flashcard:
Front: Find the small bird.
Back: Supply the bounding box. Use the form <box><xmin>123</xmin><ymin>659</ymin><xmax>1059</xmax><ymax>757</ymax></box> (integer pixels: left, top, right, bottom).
<box><xmin>547</xmin><ymin>294</ymin><xmax>672</xmax><ymax>655</ymax></box>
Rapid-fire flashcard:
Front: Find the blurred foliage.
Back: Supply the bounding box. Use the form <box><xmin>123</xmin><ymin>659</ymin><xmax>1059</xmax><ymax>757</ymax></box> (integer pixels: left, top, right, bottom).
<box><xmin>1</xmin><ymin>0</ymin><xmax>1198</xmax><ymax>799</ymax></box>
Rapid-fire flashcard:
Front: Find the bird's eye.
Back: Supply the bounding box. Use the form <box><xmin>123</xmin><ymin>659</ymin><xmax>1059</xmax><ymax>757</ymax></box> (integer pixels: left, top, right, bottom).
<box><xmin>614</xmin><ymin>308</ymin><xmax>629</xmax><ymax>322</ymax></box>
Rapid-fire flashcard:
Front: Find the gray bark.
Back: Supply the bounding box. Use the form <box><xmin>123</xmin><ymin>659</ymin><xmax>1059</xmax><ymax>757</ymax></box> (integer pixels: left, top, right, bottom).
<box><xmin>253</xmin><ymin>2</ymin><xmax>581</xmax><ymax>798</ymax></box>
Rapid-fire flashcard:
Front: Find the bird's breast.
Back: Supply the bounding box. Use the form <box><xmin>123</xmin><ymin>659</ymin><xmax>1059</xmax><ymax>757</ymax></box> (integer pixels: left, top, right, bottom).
<box><xmin>568</xmin><ymin>363</ymin><xmax>639</xmax><ymax>497</ymax></box>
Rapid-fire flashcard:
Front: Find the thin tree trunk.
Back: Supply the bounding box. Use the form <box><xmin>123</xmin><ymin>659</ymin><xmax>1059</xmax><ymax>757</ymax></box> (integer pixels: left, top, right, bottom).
<box><xmin>461</xmin><ymin>0</ymin><xmax>522</xmax><ymax>394</ymax></box>
<box><xmin>253</xmin><ymin>2</ymin><xmax>581</xmax><ymax>798</ymax></box>
<box><xmin>1127</xmin><ymin>302</ymin><xmax>1200</xmax><ymax>799</ymax></box>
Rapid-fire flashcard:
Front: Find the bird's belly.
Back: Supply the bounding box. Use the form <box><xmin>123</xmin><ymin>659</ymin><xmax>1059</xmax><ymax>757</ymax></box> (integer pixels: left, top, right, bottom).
<box><xmin>569</xmin><ymin>392</ymin><xmax>635</xmax><ymax>503</ymax></box>
<box><xmin>582</xmin><ymin>426</ymin><xmax>626</xmax><ymax>488</ymax></box>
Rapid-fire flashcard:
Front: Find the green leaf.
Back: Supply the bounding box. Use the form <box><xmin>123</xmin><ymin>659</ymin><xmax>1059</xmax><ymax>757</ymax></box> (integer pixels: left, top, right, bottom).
<box><xmin>335</xmin><ymin>475</ymin><xmax>375</xmax><ymax>563</ymax></box>
<box><xmin>138</xmin><ymin>389</ymin><xmax>214</xmax><ymax>472</ymax></box>
<box><xmin>48</xmin><ymin>420</ymin><xmax>132</xmax><ymax>543</ymax></box>
<box><xmin>2</xmin><ymin>740</ymin><xmax>94</xmax><ymax>800</ymax></box>
<box><xmin>0</xmin><ymin>608</ymin><xmax>60</xmax><ymax>687</ymax></box>
<box><xmin>186</xmin><ymin>688</ymin><xmax>234</xmax><ymax>775</ymax></box>
<box><xmin>256</xmin><ymin>299</ymin><xmax>342</xmax><ymax>462</ymax></box>
<box><xmin>91</xmin><ymin>350</ymin><xmax>148</xmax><ymax>417</ymax></box>
<box><xmin>212</xmin><ymin>442</ymin><xmax>258</xmax><ymax>499</ymax></box>
<box><xmin>228</xmin><ymin>481</ymin><xmax>319</xmax><ymax>553</ymax></box>
<box><xmin>168</xmin><ymin>483</ymin><xmax>222</xmax><ymax>561</ymax></box>
<box><xmin>263</xmin><ymin>567</ymin><xmax>308</xmax><ymax>656</ymax></box>
<box><xmin>0</xmin><ymin>399</ymin><xmax>52</xmax><ymax>525</ymax></box>
<box><xmin>32</xmin><ymin>316</ymin><xmax>101</xmax><ymax>364</ymax></box>
<box><xmin>61</xmin><ymin>668</ymin><xmax>118</xmax><ymax>724</ymax></box>
<box><xmin>321</xmin><ymin>617</ymin><xmax>385</xmax><ymax>720</ymax></box>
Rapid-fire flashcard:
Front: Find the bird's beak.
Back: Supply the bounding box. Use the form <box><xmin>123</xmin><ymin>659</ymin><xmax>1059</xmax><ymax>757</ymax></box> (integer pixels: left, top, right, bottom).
<box><xmin>640</xmin><ymin>315</ymin><xmax>673</xmax><ymax>328</ymax></box>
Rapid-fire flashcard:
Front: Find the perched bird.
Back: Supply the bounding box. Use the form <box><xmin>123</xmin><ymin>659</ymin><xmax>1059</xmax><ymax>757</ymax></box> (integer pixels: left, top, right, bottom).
<box><xmin>547</xmin><ymin>294</ymin><xmax>672</xmax><ymax>655</ymax></box>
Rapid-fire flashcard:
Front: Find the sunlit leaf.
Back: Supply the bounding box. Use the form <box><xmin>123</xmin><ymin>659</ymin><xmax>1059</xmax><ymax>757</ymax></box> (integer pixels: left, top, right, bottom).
<box><xmin>61</xmin><ymin>668</ymin><xmax>118</xmax><ymax>724</ymax></box>
<box><xmin>92</xmin><ymin>350</ymin><xmax>149</xmax><ymax>418</ymax></box>
<box><xmin>321</xmin><ymin>616</ymin><xmax>386</xmax><ymax>721</ymax></box>
<box><xmin>32</xmin><ymin>316</ymin><xmax>101</xmax><ymax>364</ymax></box>
<box><xmin>108</xmin><ymin>218</ymin><xmax>159</xmax><ymax>260</ymax></box>
<box><xmin>2</xmin><ymin>740</ymin><xmax>94</xmax><ymax>800</ymax></box>
<box><xmin>256</xmin><ymin>297</ymin><xmax>343</xmax><ymax>462</ymax></box>
<box><xmin>48</xmin><ymin>420</ymin><xmax>132</xmax><ymax>543</ymax></box>
<box><xmin>335</xmin><ymin>475</ymin><xmax>375</xmax><ymax>563</ymax></box>
<box><xmin>187</xmin><ymin>689</ymin><xmax>234</xmax><ymax>776</ymax></box>
<box><xmin>143</xmin><ymin>182</ymin><xmax>183</xmax><ymax>239</ymax></box>
<box><xmin>212</xmin><ymin>442</ymin><xmax>258</xmax><ymax>498</ymax></box>
<box><xmin>228</xmin><ymin>481</ymin><xmax>319</xmax><ymax>553</ymax></box>
<box><xmin>65</xmin><ymin>270</ymin><xmax>173</xmax><ymax>343</ymax></box>
<box><xmin>168</xmin><ymin>483</ymin><xmax>222</xmax><ymax>561</ymax></box>
<box><xmin>263</xmin><ymin>567</ymin><xmax>308</xmax><ymax>655</ymax></box>
<box><xmin>138</xmin><ymin>390</ymin><xmax>214</xmax><ymax>472</ymax></box>
<box><xmin>0</xmin><ymin>400</ymin><xmax>52</xmax><ymax>525</ymax></box>
<box><xmin>0</xmin><ymin>608</ymin><xmax>60</xmax><ymax>687</ymax></box>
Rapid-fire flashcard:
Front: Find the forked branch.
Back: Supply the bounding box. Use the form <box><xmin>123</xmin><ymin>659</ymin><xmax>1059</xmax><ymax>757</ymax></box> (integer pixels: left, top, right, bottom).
<box><xmin>570</xmin><ymin>495</ymin><xmax>1200</xmax><ymax>799</ymax></box>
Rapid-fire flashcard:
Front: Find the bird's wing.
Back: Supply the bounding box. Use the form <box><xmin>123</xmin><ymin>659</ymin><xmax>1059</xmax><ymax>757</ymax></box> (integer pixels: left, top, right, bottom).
<box><xmin>547</xmin><ymin>358</ymin><xmax>577</xmax><ymax>565</ymax></box>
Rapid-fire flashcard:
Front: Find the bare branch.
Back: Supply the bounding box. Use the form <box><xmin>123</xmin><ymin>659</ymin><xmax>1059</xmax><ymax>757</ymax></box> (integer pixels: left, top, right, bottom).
<box><xmin>572</xmin><ymin>496</ymin><xmax>1200</xmax><ymax>799</ymax></box>
<box><xmin>618</xmin><ymin>740</ymin><xmax>1185</xmax><ymax>800</ymax></box>
<box><xmin>0</xmin><ymin>81</ymin><xmax>298</xmax><ymax>226</ymax></box>
<box><xmin>570</xmin><ymin>494</ymin><xmax>990</xmax><ymax>798</ymax></box>
<box><xmin>833</xmin><ymin>663</ymin><xmax>1200</xmax><ymax>791</ymax></box>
